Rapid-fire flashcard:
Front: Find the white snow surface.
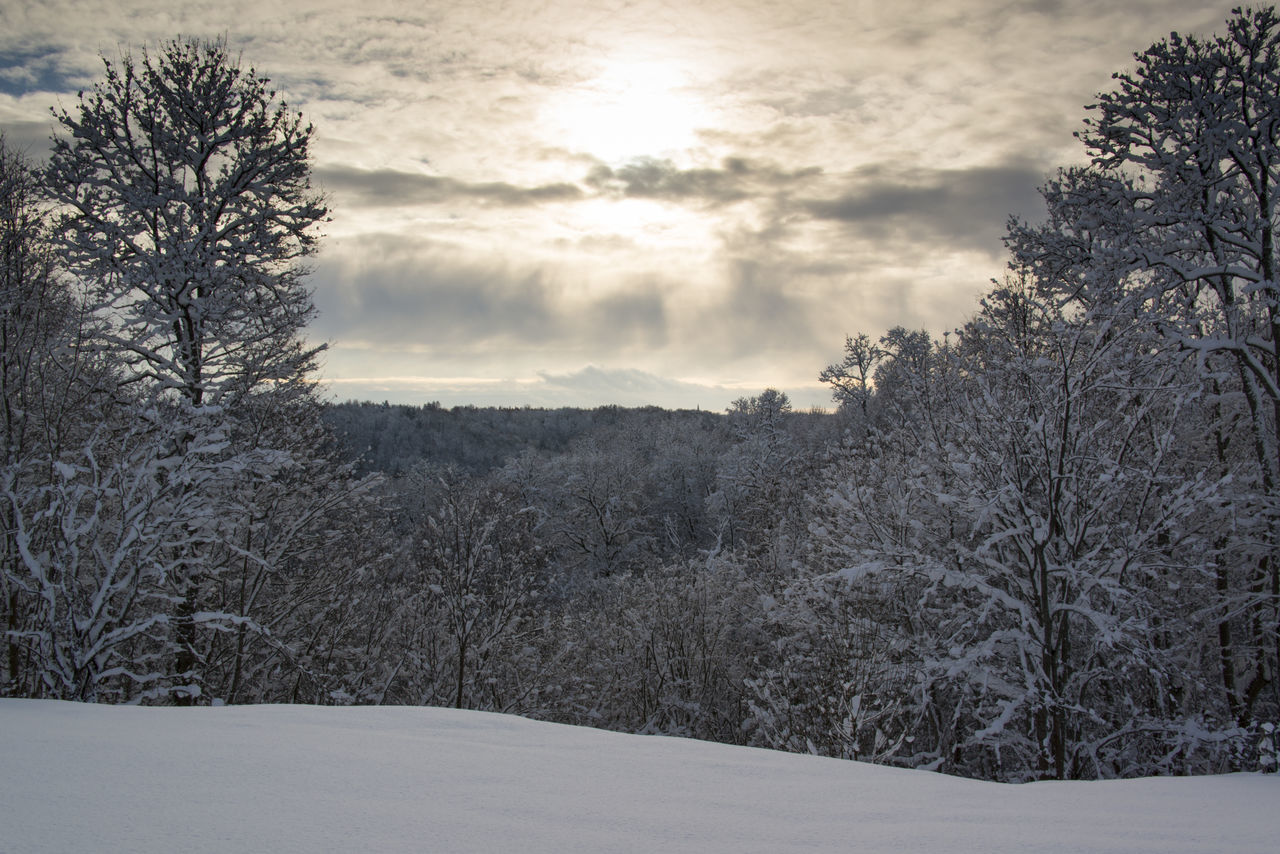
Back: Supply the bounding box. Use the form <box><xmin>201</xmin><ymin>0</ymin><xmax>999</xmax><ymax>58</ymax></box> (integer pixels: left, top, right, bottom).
<box><xmin>2</xmin><ymin>699</ymin><xmax>1276</xmax><ymax>853</ymax></box>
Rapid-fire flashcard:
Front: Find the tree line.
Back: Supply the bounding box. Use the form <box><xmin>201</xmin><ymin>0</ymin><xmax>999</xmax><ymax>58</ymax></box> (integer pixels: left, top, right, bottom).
<box><xmin>4</xmin><ymin>9</ymin><xmax>1280</xmax><ymax>782</ymax></box>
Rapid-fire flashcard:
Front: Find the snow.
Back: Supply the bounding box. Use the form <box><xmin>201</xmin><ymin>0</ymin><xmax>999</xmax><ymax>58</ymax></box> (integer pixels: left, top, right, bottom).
<box><xmin>2</xmin><ymin>699</ymin><xmax>1276</xmax><ymax>853</ymax></box>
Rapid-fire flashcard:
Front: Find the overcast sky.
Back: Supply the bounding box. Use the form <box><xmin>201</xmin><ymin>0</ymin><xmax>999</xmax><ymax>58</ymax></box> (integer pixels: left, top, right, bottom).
<box><xmin>0</xmin><ymin>0</ymin><xmax>1239</xmax><ymax>409</ymax></box>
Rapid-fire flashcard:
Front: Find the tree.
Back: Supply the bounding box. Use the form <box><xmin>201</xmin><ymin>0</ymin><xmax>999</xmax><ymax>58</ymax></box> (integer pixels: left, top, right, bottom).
<box><xmin>1</xmin><ymin>136</ymin><xmax>85</xmax><ymax>695</ymax></box>
<box><xmin>933</xmin><ymin>285</ymin><xmax>1224</xmax><ymax>779</ymax></box>
<box><xmin>819</xmin><ymin>333</ymin><xmax>884</xmax><ymax>427</ymax></box>
<box><xmin>1008</xmin><ymin>6</ymin><xmax>1280</xmax><ymax>728</ymax></box>
<box><xmin>47</xmin><ymin>38</ymin><xmax>327</xmax><ymax>409</ymax></box>
<box><xmin>381</xmin><ymin>467</ymin><xmax>547</xmax><ymax>711</ymax></box>
<box><xmin>41</xmin><ymin>38</ymin><xmax>343</xmax><ymax>702</ymax></box>
<box><xmin>534</xmin><ymin>436</ymin><xmax>658</xmax><ymax>578</ymax></box>
<box><xmin>712</xmin><ymin>389</ymin><xmax>813</xmax><ymax>572</ymax></box>
<box><xmin>4</xmin><ymin>409</ymin><xmax>219</xmax><ymax>701</ymax></box>
<box><xmin>800</xmin><ymin>284</ymin><xmax>1232</xmax><ymax>780</ymax></box>
<box><xmin>2</xmin><ymin>137</ymin><xmax>203</xmax><ymax>702</ymax></box>
<box><xmin>542</xmin><ymin>555</ymin><xmax>761</xmax><ymax>742</ymax></box>
<box><xmin>0</xmin><ymin>137</ymin><xmax>70</xmax><ymax>462</ymax></box>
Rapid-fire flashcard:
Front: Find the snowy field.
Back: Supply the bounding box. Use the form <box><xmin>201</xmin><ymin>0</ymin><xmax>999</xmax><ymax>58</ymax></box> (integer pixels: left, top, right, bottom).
<box><xmin>2</xmin><ymin>699</ymin><xmax>1276</xmax><ymax>853</ymax></box>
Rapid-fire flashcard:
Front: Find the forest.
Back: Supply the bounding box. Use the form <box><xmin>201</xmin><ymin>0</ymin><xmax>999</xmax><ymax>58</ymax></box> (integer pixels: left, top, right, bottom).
<box><xmin>3</xmin><ymin>9</ymin><xmax>1280</xmax><ymax>783</ymax></box>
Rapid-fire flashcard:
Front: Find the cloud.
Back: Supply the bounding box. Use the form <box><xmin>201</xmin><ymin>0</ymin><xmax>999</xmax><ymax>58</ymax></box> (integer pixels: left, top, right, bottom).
<box><xmin>319</xmin><ymin>364</ymin><xmax>831</xmax><ymax>411</ymax></box>
<box><xmin>0</xmin><ymin>46</ymin><xmax>81</xmax><ymax>97</ymax></box>
<box><xmin>585</xmin><ymin>156</ymin><xmax>821</xmax><ymax>206</ymax></box>
<box><xmin>310</xmin><ymin>234</ymin><xmax>670</xmax><ymax>356</ymax></box>
<box><xmin>3</xmin><ymin>0</ymin><xmax>1244</xmax><ymax>413</ymax></box>
<box><xmin>311</xmin><ymin>241</ymin><xmax>559</xmax><ymax>348</ymax></box>
<box><xmin>708</xmin><ymin>258</ymin><xmax>822</xmax><ymax>358</ymax></box>
<box><xmin>318</xmin><ymin>157</ymin><xmax>823</xmax><ymax>215</ymax></box>
<box><xmin>583</xmin><ymin>289</ymin><xmax>669</xmax><ymax>350</ymax></box>
<box><xmin>535</xmin><ymin>366</ymin><xmax>730</xmax><ymax>408</ymax></box>
<box><xmin>0</xmin><ymin>112</ymin><xmax>52</xmax><ymax>158</ymax></box>
<box><xmin>307</xmin><ymin>226</ymin><xmax>848</xmax><ymax>405</ymax></box>
<box><xmin>801</xmin><ymin>163</ymin><xmax>1048</xmax><ymax>252</ymax></box>
<box><xmin>316</xmin><ymin>164</ymin><xmax>582</xmax><ymax>208</ymax></box>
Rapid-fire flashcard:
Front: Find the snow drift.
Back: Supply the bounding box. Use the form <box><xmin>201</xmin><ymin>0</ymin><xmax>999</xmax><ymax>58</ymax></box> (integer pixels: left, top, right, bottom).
<box><xmin>2</xmin><ymin>699</ymin><xmax>1276</xmax><ymax>853</ymax></box>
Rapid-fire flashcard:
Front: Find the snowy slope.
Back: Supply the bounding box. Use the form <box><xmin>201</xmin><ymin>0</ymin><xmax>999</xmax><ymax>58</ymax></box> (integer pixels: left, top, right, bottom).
<box><xmin>2</xmin><ymin>699</ymin><xmax>1275</xmax><ymax>853</ymax></box>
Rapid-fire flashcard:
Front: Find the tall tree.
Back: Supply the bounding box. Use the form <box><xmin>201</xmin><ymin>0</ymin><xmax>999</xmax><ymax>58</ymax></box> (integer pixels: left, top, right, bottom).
<box><xmin>43</xmin><ymin>39</ymin><xmax>341</xmax><ymax>702</ymax></box>
<box><xmin>47</xmin><ymin>37</ymin><xmax>327</xmax><ymax>409</ymax></box>
<box><xmin>1009</xmin><ymin>6</ymin><xmax>1280</xmax><ymax>726</ymax></box>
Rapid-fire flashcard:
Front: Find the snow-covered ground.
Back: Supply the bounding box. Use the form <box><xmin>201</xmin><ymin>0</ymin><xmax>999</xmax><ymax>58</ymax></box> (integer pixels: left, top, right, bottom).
<box><xmin>2</xmin><ymin>699</ymin><xmax>1276</xmax><ymax>853</ymax></box>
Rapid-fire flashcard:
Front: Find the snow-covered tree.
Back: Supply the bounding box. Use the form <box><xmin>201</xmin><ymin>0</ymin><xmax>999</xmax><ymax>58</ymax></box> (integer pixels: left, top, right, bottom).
<box><xmin>1008</xmin><ymin>6</ymin><xmax>1280</xmax><ymax>728</ymax></box>
<box><xmin>0</xmin><ymin>137</ymin><xmax>70</xmax><ymax>459</ymax></box>
<box><xmin>541</xmin><ymin>555</ymin><xmax>762</xmax><ymax>743</ymax></box>
<box><xmin>532</xmin><ymin>436</ymin><xmax>659</xmax><ymax>578</ymax></box>
<box><xmin>46</xmin><ymin>38</ymin><xmax>326</xmax><ymax>409</ymax></box>
<box><xmin>32</xmin><ymin>39</ymin><xmax>368</xmax><ymax>703</ymax></box>
<box><xmin>375</xmin><ymin>467</ymin><xmax>548</xmax><ymax>711</ymax></box>
<box><xmin>1</xmin><ymin>136</ymin><xmax>91</xmax><ymax>695</ymax></box>
<box><xmin>930</xmin><ymin>285</ymin><xmax>1225</xmax><ymax>779</ymax></box>
<box><xmin>4</xmin><ymin>408</ymin><xmax>221</xmax><ymax>701</ymax></box>
<box><xmin>791</xmin><ymin>276</ymin><xmax>1239</xmax><ymax>779</ymax></box>
<box><xmin>711</xmin><ymin>389</ymin><xmax>822</xmax><ymax>574</ymax></box>
<box><xmin>819</xmin><ymin>333</ymin><xmax>884</xmax><ymax>429</ymax></box>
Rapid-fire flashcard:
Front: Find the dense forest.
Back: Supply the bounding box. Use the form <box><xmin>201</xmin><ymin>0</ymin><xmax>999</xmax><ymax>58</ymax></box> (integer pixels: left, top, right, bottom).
<box><xmin>5</xmin><ymin>10</ymin><xmax>1280</xmax><ymax>782</ymax></box>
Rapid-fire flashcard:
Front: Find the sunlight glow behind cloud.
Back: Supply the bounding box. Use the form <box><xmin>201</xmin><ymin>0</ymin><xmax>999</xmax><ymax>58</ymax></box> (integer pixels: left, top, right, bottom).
<box><xmin>0</xmin><ymin>0</ymin><xmax>1240</xmax><ymax>408</ymax></box>
<box><xmin>544</xmin><ymin>56</ymin><xmax>709</xmax><ymax>165</ymax></box>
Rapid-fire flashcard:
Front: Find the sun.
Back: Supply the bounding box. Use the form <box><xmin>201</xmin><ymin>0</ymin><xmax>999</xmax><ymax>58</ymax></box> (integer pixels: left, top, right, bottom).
<box><xmin>544</xmin><ymin>58</ymin><xmax>705</xmax><ymax>163</ymax></box>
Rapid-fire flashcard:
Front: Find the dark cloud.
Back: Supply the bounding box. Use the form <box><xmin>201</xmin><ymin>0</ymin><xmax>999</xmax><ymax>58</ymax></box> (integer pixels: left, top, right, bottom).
<box><xmin>310</xmin><ymin>236</ymin><xmax>669</xmax><ymax>355</ymax></box>
<box><xmin>552</xmin><ymin>232</ymin><xmax>641</xmax><ymax>253</ymax></box>
<box><xmin>319</xmin><ymin>156</ymin><xmax>829</xmax><ymax>219</ymax></box>
<box><xmin>719</xmin><ymin>259</ymin><xmax>817</xmax><ymax>354</ymax></box>
<box><xmin>310</xmin><ymin>240</ymin><xmax>555</xmax><ymax>346</ymax></box>
<box><xmin>656</xmin><ymin>255</ymin><xmax>836</xmax><ymax>371</ymax></box>
<box><xmin>316</xmin><ymin>165</ymin><xmax>583</xmax><ymax>208</ymax></box>
<box><xmin>802</xmin><ymin>163</ymin><xmax>1047</xmax><ymax>252</ymax></box>
<box><xmin>585</xmin><ymin>157</ymin><xmax>821</xmax><ymax>205</ymax></box>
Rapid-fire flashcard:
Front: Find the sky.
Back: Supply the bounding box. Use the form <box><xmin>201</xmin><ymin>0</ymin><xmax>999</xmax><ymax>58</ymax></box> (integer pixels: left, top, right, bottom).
<box><xmin>0</xmin><ymin>0</ymin><xmax>1242</xmax><ymax>409</ymax></box>
<box><xmin>5</xmin><ymin>699</ymin><xmax>1277</xmax><ymax>853</ymax></box>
